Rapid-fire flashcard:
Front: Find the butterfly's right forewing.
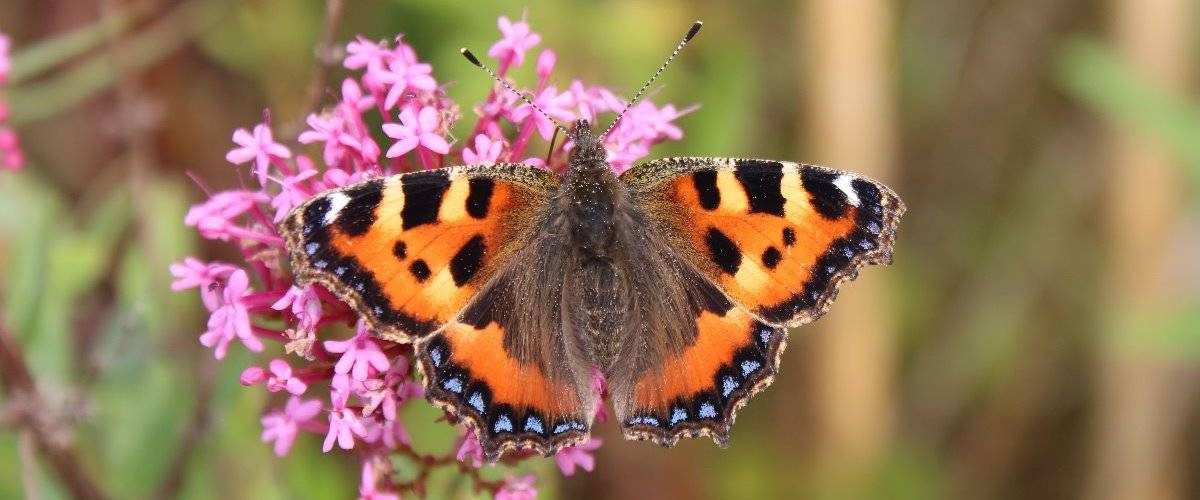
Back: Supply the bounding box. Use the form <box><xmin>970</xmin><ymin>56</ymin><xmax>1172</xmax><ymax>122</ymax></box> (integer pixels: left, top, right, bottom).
<box><xmin>623</xmin><ymin>157</ymin><xmax>905</xmax><ymax>327</ymax></box>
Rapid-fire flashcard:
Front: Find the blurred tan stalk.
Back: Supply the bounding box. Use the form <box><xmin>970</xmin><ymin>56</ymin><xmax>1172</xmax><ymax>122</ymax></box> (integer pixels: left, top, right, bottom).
<box><xmin>799</xmin><ymin>0</ymin><xmax>897</xmax><ymax>485</ymax></box>
<box><xmin>1088</xmin><ymin>0</ymin><xmax>1194</xmax><ymax>499</ymax></box>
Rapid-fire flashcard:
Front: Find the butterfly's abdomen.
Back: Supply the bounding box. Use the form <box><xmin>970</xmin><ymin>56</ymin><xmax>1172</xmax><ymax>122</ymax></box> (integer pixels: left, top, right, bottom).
<box><xmin>577</xmin><ymin>259</ymin><xmax>622</xmax><ymax>367</ymax></box>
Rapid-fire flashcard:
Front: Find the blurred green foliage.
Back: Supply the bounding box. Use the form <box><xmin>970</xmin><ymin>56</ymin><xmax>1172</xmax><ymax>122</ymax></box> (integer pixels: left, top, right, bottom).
<box><xmin>2</xmin><ymin>0</ymin><xmax>1199</xmax><ymax>499</ymax></box>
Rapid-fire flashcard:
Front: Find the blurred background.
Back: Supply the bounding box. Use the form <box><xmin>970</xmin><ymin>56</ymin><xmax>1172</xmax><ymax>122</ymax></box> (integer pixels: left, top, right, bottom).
<box><xmin>1</xmin><ymin>0</ymin><xmax>1199</xmax><ymax>498</ymax></box>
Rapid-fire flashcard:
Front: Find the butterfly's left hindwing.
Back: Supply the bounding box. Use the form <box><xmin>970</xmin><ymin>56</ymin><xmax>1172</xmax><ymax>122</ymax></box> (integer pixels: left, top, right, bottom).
<box><xmin>281</xmin><ymin>164</ymin><xmax>558</xmax><ymax>342</ymax></box>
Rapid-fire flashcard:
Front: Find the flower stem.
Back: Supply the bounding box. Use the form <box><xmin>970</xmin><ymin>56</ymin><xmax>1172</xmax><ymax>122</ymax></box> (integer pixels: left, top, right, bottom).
<box><xmin>0</xmin><ymin>321</ymin><xmax>108</xmax><ymax>500</ymax></box>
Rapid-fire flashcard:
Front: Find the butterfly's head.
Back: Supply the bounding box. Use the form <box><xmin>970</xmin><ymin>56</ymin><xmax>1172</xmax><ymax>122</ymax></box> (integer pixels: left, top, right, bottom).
<box><xmin>568</xmin><ymin>119</ymin><xmax>607</xmax><ymax>171</ymax></box>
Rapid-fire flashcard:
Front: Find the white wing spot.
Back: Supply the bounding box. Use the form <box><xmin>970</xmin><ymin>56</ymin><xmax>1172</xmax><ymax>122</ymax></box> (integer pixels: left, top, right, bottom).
<box><xmin>323</xmin><ymin>192</ymin><xmax>351</xmax><ymax>226</ymax></box>
<box><xmin>833</xmin><ymin>175</ymin><xmax>861</xmax><ymax>207</ymax></box>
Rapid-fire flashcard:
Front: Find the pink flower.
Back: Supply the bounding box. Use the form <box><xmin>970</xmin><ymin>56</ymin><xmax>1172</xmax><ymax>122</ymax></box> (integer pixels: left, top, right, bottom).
<box><xmin>344</xmin><ymin>36</ymin><xmax>390</xmax><ymax>72</ymax></box>
<box><xmin>536</xmin><ymin>49</ymin><xmax>556</xmax><ymax>79</ymax></box>
<box><xmin>488</xmin><ymin>15</ymin><xmax>541</xmax><ymax>68</ymax></box>
<box><xmin>461</xmin><ymin>134</ymin><xmax>505</xmax><ymax>165</ymax></box>
<box><xmin>510</xmin><ymin>86</ymin><xmax>575</xmax><ymax>140</ymax></box>
<box><xmin>169</xmin><ymin>258</ymin><xmax>238</xmax><ymax>310</ymax></box>
<box><xmin>358</xmin><ymin>358</ymin><xmax>414</xmax><ymax>421</ymax></box>
<box><xmin>299</xmin><ymin>112</ymin><xmax>348</xmax><ymax>167</ymax></box>
<box><xmin>382</xmin><ymin>106</ymin><xmax>450</xmax><ymax>157</ymax></box>
<box><xmin>0</xmin><ymin>128</ymin><xmax>23</xmax><ymax>171</ymax></box>
<box><xmin>317</xmin><ymin>167</ymin><xmax>371</xmax><ymax>192</ymax></box>
<box><xmin>495</xmin><ymin>475</ymin><xmax>538</xmax><ymax>500</ymax></box>
<box><xmin>334</xmin><ymin>107</ymin><xmax>383</xmax><ymax>165</ymax></box>
<box><xmin>377</xmin><ymin>418</ymin><xmax>411</xmax><ymax>449</ymax></box>
<box><xmin>358</xmin><ymin>460</ymin><xmax>400</xmax><ymax>500</ymax></box>
<box><xmin>455</xmin><ymin>432</ymin><xmax>484</xmax><ymax>468</ymax></box>
<box><xmin>379</xmin><ymin>57</ymin><xmax>437</xmax><ymax>109</ymax></box>
<box><xmin>240</xmin><ymin>366</ymin><xmax>267</xmax><ymax>386</ymax></box>
<box><xmin>271</xmin><ymin>285</ymin><xmax>323</xmax><ymax>339</ymax></box>
<box><xmin>267</xmin><ymin>359</ymin><xmax>308</xmax><ymax>395</ymax></box>
<box><xmin>269</xmin><ymin>157</ymin><xmax>319</xmax><ymax>222</ymax></box>
<box><xmin>199</xmin><ymin>269</ymin><xmax>263</xmax><ymax>359</ymax></box>
<box><xmin>261</xmin><ymin>396</ymin><xmax>322</xmax><ymax>457</ymax></box>
<box><xmin>554</xmin><ymin>438</ymin><xmax>602</xmax><ymax>476</ymax></box>
<box><xmin>568</xmin><ymin>81</ymin><xmax>620</xmax><ymax>123</ymax></box>
<box><xmin>341</xmin><ymin>77</ymin><xmax>376</xmax><ymax>112</ymax></box>
<box><xmin>226</xmin><ymin>122</ymin><xmax>292</xmax><ymax>185</ymax></box>
<box><xmin>621</xmin><ymin>101</ymin><xmax>690</xmax><ymax>142</ymax></box>
<box><xmin>324</xmin><ymin>322</ymin><xmax>391</xmax><ymax>381</ymax></box>
<box><xmin>591</xmin><ymin>369</ymin><xmax>610</xmax><ymax>423</ymax></box>
<box><xmin>184</xmin><ymin>190</ymin><xmax>272</xmax><ymax>243</ymax></box>
<box><xmin>325</xmin><ymin>407</ymin><xmax>369</xmax><ymax>452</ymax></box>
<box><xmin>0</xmin><ymin>34</ymin><xmax>10</xmax><ymax>84</ymax></box>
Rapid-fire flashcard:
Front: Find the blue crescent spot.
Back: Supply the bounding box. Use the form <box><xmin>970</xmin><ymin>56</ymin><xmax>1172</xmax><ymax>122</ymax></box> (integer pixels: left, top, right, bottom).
<box><xmin>442</xmin><ymin>377</ymin><xmax>463</xmax><ymax>393</ymax></box>
<box><xmin>494</xmin><ymin>414</ymin><xmax>513</xmax><ymax>433</ymax></box>
<box><xmin>740</xmin><ymin>359</ymin><xmax>761</xmax><ymax>376</ymax></box>
<box><xmin>314</xmin><ymin>260</ymin><xmax>328</xmax><ymax>269</ymax></box>
<box><xmin>570</xmin><ymin>421</ymin><xmax>586</xmax><ymax>431</ymax></box>
<box><xmin>524</xmin><ymin>416</ymin><xmax>544</xmax><ymax>434</ymax></box>
<box><xmin>722</xmin><ymin>376</ymin><xmax>738</xmax><ymax>397</ymax></box>
<box><xmin>670</xmin><ymin>407</ymin><xmax>688</xmax><ymax>426</ymax></box>
<box><xmin>429</xmin><ymin>347</ymin><xmax>443</xmax><ymax>367</ymax></box>
<box><xmin>334</xmin><ymin>266</ymin><xmax>346</xmax><ymax>276</ymax></box>
<box><xmin>468</xmin><ymin>392</ymin><xmax>486</xmax><ymax>413</ymax></box>
<box><xmin>699</xmin><ymin>402</ymin><xmax>717</xmax><ymax>419</ymax></box>
<box><xmin>305</xmin><ymin>242</ymin><xmax>320</xmax><ymax>255</ymax></box>
<box><xmin>642</xmin><ymin>416</ymin><xmax>661</xmax><ymax>427</ymax></box>
<box><xmin>553</xmin><ymin>423</ymin><xmax>571</xmax><ymax>435</ymax></box>
<box><xmin>758</xmin><ymin>328</ymin><xmax>772</xmax><ymax>345</ymax></box>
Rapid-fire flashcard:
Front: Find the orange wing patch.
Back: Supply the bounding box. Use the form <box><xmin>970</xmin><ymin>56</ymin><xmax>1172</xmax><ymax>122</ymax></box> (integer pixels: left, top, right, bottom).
<box><xmin>418</xmin><ymin>320</ymin><xmax>591</xmax><ymax>461</ymax></box>
<box><xmin>618</xmin><ymin>307</ymin><xmax>786</xmax><ymax>447</ymax></box>
<box><xmin>281</xmin><ymin>164</ymin><xmax>556</xmax><ymax>342</ymax></box>
<box><xmin>628</xmin><ymin>158</ymin><xmax>905</xmax><ymax>327</ymax></box>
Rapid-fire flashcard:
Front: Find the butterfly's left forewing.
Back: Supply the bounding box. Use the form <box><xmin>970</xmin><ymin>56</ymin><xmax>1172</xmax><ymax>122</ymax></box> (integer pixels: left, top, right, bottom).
<box><xmin>282</xmin><ymin>163</ymin><xmax>596</xmax><ymax>460</ymax></box>
<box><xmin>612</xmin><ymin>157</ymin><xmax>905</xmax><ymax>446</ymax></box>
<box><xmin>281</xmin><ymin>164</ymin><xmax>557</xmax><ymax>343</ymax></box>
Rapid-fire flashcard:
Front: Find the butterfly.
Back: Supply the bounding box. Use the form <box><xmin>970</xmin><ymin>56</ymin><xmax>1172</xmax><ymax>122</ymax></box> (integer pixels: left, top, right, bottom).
<box><xmin>280</xmin><ymin>22</ymin><xmax>905</xmax><ymax>462</ymax></box>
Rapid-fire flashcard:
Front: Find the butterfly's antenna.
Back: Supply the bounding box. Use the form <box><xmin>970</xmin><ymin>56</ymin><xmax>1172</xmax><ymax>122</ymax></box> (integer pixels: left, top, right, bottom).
<box><xmin>461</xmin><ymin>48</ymin><xmax>569</xmax><ymax>136</ymax></box>
<box><xmin>599</xmin><ymin>20</ymin><xmax>702</xmax><ymax>141</ymax></box>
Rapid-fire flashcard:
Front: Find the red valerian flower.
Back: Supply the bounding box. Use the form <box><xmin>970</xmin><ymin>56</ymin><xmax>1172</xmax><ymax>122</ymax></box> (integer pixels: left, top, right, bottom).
<box><xmin>0</xmin><ymin>32</ymin><xmax>24</xmax><ymax>171</ymax></box>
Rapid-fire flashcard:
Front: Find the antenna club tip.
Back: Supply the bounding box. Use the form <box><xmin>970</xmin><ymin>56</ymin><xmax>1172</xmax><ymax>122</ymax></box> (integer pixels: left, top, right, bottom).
<box><xmin>685</xmin><ymin>21</ymin><xmax>703</xmax><ymax>41</ymax></box>
<box><xmin>460</xmin><ymin>48</ymin><xmax>483</xmax><ymax>67</ymax></box>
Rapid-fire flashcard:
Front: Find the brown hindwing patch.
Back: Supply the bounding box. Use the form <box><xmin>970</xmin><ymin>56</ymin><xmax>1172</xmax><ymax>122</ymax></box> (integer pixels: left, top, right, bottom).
<box><xmin>417</xmin><ymin>321</ymin><xmax>592</xmax><ymax>461</ymax></box>
<box><xmin>618</xmin><ymin>307</ymin><xmax>787</xmax><ymax>447</ymax></box>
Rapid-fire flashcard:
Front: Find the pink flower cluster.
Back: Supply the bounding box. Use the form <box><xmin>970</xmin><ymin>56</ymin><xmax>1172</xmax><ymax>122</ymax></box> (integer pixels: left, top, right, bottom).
<box><xmin>172</xmin><ymin>14</ymin><xmax>690</xmax><ymax>498</ymax></box>
<box><xmin>0</xmin><ymin>32</ymin><xmax>24</xmax><ymax>171</ymax></box>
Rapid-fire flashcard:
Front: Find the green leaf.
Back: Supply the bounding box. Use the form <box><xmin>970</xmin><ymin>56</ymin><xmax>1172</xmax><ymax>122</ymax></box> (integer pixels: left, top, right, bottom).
<box><xmin>6</xmin><ymin>0</ymin><xmax>153</xmax><ymax>84</ymax></box>
<box><xmin>7</xmin><ymin>0</ymin><xmax>230</xmax><ymax>125</ymax></box>
<box><xmin>1055</xmin><ymin>37</ymin><xmax>1200</xmax><ymax>189</ymax></box>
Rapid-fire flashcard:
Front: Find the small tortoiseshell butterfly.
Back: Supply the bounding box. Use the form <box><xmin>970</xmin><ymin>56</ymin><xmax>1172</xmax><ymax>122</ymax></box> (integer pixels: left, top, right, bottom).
<box><xmin>280</xmin><ymin>21</ymin><xmax>905</xmax><ymax>461</ymax></box>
